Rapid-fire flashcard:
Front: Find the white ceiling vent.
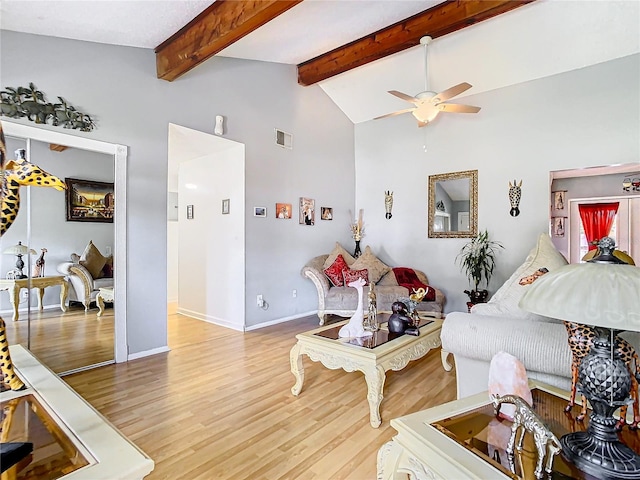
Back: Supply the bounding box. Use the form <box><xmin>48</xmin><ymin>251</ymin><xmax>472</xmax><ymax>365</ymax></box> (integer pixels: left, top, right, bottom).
<box><xmin>275</xmin><ymin>129</ymin><xmax>293</xmax><ymax>149</ymax></box>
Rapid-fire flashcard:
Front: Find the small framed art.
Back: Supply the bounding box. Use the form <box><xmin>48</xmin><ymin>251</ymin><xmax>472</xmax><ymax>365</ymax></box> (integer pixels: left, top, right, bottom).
<box><xmin>276</xmin><ymin>203</ymin><xmax>292</xmax><ymax>219</ymax></box>
<box><xmin>299</xmin><ymin>197</ymin><xmax>315</xmax><ymax>225</ymax></box>
<box><xmin>254</xmin><ymin>206</ymin><xmax>267</xmax><ymax>217</ymax></box>
<box><xmin>222</xmin><ymin>199</ymin><xmax>230</xmax><ymax>215</ymax></box>
<box><xmin>321</xmin><ymin>207</ymin><xmax>333</xmax><ymax>220</ymax></box>
<box><xmin>553</xmin><ymin>191</ymin><xmax>566</xmax><ymax>211</ymax></box>
<box><xmin>552</xmin><ymin>216</ymin><xmax>566</xmax><ymax>237</ymax></box>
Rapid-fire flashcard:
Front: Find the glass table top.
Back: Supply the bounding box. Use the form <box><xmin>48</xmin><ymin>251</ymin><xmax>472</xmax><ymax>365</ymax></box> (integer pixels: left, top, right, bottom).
<box><xmin>314</xmin><ymin>314</ymin><xmax>434</xmax><ymax>349</ymax></box>
<box><xmin>1</xmin><ymin>393</ymin><xmax>90</xmax><ymax>479</ymax></box>
<box><xmin>431</xmin><ymin>388</ymin><xmax>640</xmax><ymax>480</ymax></box>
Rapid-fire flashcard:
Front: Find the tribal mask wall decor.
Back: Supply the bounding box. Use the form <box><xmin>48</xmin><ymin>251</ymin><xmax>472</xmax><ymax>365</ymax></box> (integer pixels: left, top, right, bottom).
<box><xmin>508</xmin><ymin>180</ymin><xmax>522</xmax><ymax>217</ymax></box>
<box><xmin>384</xmin><ymin>191</ymin><xmax>393</xmax><ymax>219</ymax></box>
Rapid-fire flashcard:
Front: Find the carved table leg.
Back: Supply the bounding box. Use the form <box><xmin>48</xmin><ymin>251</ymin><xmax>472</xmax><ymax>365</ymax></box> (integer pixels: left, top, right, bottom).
<box><xmin>441</xmin><ymin>350</ymin><xmax>453</xmax><ymax>372</ymax></box>
<box><xmin>9</xmin><ymin>284</ymin><xmax>20</xmax><ymax>321</ymax></box>
<box><xmin>290</xmin><ymin>342</ymin><xmax>305</xmax><ymax>396</ymax></box>
<box><xmin>364</xmin><ymin>364</ymin><xmax>386</xmax><ymax>428</ymax></box>
<box><xmin>97</xmin><ymin>293</ymin><xmax>105</xmax><ymax>317</ymax></box>
<box><xmin>37</xmin><ymin>287</ymin><xmax>45</xmax><ymax>311</ymax></box>
<box><xmin>60</xmin><ymin>280</ymin><xmax>68</xmax><ymax>312</ymax></box>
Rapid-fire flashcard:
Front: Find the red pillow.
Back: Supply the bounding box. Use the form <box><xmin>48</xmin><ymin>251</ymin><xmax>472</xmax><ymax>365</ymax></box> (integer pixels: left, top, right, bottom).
<box><xmin>342</xmin><ymin>268</ymin><xmax>369</xmax><ymax>286</ymax></box>
<box><xmin>324</xmin><ymin>254</ymin><xmax>349</xmax><ymax>287</ymax></box>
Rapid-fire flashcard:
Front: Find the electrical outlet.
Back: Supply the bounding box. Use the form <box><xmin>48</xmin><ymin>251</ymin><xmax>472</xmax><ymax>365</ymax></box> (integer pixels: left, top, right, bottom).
<box><xmin>21</xmin><ymin>290</ymin><xmax>29</xmax><ymax>299</ymax></box>
<box><xmin>292</xmin><ymin>289</ymin><xmax>297</xmax><ymax>298</ymax></box>
<box><xmin>257</xmin><ymin>295</ymin><xmax>264</xmax><ymax>307</ymax></box>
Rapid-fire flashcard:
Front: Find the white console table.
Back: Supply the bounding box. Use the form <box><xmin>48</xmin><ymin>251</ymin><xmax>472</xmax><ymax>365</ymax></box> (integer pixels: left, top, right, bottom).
<box><xmin>1</xmin><ymin>345</ymin><xmax>154</xmax><ymax>479</ymax></box>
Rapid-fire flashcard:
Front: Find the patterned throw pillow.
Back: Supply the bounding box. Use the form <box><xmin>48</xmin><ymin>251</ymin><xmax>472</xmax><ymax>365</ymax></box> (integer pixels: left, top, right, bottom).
<box><xmin>351</xmin><ymin>246</ymin><xmax>391</xmax><ymax>284</ymax></box>
<box><xmin>323</xmin><ymin>254</ymin><xmax>349</xmax><ymax>287</ymax></box>
<box><xmin>342</xmin><ymin>268</ymin><xmax>369</xmax><ymax>286</ymax></box>
<box><xmin>322</xmin><ymin>242</ymin><xmax>356</xmax><ymax>270</ymax></box>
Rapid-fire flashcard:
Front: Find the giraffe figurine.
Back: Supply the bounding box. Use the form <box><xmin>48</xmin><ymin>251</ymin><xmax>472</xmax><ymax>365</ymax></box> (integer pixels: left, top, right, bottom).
<box><xmin>32</xmin><ymin>248</ymin><xmax>47</xmax><ymax>277</ymax></box>
<box><xmin>338</xmin><ymin>277</ymin><xmax>372</xmax><ymax>338</ymax></box>
<box><xmin>0</xmin><ymin>316</ymin><xmax>25</xmax><ymax>391</ymax></box>
<box><xmin>492</xmin><ymin>393</ymin><xmax>561</xmax><ymax>479</ymax></box>
<box><xmin>564</xmin><ymin>321</ymin><xmax>640</xmax><ymax>429</ymax></box>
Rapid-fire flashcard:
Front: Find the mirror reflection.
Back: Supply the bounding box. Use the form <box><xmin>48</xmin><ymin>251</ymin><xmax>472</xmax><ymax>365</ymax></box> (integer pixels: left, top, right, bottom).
<box><xmin>1</xmin><ymin>134</ymin><xmax>115</xmax><ymax>374</ymax></box>
<box><xmin>428</xmin><ymin>170</ymin><xmax>478</xmax><ymax>238</ymax></box>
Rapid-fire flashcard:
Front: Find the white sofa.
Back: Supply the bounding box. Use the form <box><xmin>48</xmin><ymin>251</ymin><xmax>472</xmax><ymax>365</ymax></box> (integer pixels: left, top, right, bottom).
<box><xmin>440</xmin><ymin>233</ymin><xmax>640</xmax><ymax>399</ymax></box>
<box><xmin>302</xmin><ymin>243</ymin><xmax>445</xmax><ymax>324</ymax></box>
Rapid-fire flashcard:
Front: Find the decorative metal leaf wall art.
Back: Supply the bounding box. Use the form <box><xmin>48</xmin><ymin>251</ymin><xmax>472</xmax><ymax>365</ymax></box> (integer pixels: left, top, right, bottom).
<box><xmin>0</xmin><ymin>83</ymin><xmax>95</xmax><ymax>132</ymax></box>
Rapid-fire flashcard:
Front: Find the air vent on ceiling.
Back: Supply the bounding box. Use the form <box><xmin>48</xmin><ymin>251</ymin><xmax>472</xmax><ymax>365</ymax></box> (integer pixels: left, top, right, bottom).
<box><xmin>275</xmin><ymin>129</ymin><xmax>293</xmax><ymax>149</ymax></box>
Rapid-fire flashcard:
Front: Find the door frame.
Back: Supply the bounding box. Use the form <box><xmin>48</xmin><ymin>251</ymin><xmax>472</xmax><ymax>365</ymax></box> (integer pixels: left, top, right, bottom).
<box><xmin>3</xmin><ymin>120</ymin><xmax>128</xmax><ymax>363</ymax></box>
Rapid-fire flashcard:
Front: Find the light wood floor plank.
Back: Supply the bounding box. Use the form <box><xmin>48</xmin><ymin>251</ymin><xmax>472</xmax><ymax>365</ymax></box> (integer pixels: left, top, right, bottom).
<box><xmin>63</xmin><ymin>313</ymin><xmax>456</xmax><ymax>479</ymax></box>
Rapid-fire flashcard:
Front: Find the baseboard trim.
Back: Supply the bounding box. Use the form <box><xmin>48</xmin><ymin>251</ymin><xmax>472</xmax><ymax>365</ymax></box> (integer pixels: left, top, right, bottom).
<box><xmin>128</xmin><ymin>346</ymin><xmax>170</xmax><ymax>361</ymax></box>
<box><xmin>0</xmin><ymin>303</ymin><xmax>64</xmax><ymax>316</ymax></box>
<box><xmin>245</xmin><ymin>310</ymin><xmax>317</xmax><ymax>331</ymax></box>
<box><xmin>177</xmin><ymin>307</ymin><xmax>244</xmax><ymax>332</ymax></box>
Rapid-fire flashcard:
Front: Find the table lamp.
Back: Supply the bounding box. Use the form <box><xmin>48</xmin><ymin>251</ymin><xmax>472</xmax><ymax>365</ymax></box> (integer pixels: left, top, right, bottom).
<box><xmin>519</xmin><ymin>237</ymin><xmax>640</xmax><ymax>479</ymax></box>
<box><xmin>3</xmin><ymin>241</ymin><xmax>36</xmax><ymax>279</ymax></box>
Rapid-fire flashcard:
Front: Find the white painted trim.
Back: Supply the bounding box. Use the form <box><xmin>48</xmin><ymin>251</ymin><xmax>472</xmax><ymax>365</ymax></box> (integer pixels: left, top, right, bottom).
<box><xmin>2</xmin><ymin>120</ymin><xmax>128</xmax><ymax>365</ymax></box>
<box><xmin>176</xmin><ymin>307</ymin><xmax>244</xmax><ymax>332</ymax></box>
<box><xmin>0</xmin><ymin>304</ymin><xmax>67</xmax><ymax>316</ymax></box>
<box><xmin>245</xmin><ymin>311</ymin><xmax>317</xmax><ymax>331</ymax></box>
<box><xmin>127</xmin><ymin>346</ymin><xmax>170</xmax><ymax>361</ymax></box>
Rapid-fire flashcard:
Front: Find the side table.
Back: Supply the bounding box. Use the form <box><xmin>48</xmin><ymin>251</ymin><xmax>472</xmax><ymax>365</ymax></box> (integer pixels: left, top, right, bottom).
<box><xmin>96</xmin><ymin>287</ymin><xmax>114</xmax><ymax>317</ymax></box>
<box><xmin>0</xmin><ymin>276</ymin><xmax>68</xmax><ymax>321</ymax></box>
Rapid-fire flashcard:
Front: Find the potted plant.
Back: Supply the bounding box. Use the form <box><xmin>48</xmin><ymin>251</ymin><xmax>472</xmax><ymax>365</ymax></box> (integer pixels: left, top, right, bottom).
<box><xmin>456</xmin><ymin>229</ymin><xmax>503</xmax><ymax>304</ymax></box>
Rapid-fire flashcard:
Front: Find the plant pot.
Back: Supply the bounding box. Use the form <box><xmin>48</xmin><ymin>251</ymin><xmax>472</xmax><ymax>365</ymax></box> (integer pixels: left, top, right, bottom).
<box><xmin>464</xmin><ymin>289</ymin><xmax>489</xmax><ymax>304</ymax></box>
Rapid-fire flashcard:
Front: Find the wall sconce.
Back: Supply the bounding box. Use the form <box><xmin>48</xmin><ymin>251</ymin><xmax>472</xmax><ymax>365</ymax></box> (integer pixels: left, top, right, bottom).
<box><xmin>214</xmin><ymin>115</ymin><xmax>224</xmax><ymax>136</ymax></box>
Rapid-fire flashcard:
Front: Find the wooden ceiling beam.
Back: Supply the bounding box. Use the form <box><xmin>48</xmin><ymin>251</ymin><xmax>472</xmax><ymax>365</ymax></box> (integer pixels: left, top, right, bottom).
<box><xmin>297</xmin><ymin>0</ymin><xmax>536</xmax><ymax>86</ymax></box>
<box><xmin>156</xmin><ymin>0</ymin><xmax>303</xmax><ymax>82</ymax></box>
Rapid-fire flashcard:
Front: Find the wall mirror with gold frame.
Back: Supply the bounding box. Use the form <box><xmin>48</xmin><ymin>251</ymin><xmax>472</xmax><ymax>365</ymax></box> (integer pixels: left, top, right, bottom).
<box><xmin>428</xmin><ymin>170</ymin><xmax>478</xmax><ymax>238</ymax></box>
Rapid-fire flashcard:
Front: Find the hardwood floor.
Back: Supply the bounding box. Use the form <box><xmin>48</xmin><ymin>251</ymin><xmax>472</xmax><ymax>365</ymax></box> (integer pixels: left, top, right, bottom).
<box><xmin>64</xmin><ymin>313</ymin><xmax>456</xmax><ymax>479</ymax></box>
<box><xmin>4</xmin><ymin>303</ymin><xmax>114</xmax><ymax>373</ymax></box>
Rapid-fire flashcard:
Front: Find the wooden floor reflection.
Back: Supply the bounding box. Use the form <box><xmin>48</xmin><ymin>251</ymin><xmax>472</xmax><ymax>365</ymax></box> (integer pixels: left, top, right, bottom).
<box><xmin>4</xmin><ymin>304</ymin><xmax>114</xmax><ymax>374</ymax></box>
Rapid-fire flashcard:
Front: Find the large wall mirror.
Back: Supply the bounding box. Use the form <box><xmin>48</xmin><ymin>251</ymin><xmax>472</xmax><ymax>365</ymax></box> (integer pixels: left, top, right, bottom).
<box><xmin>2</xmin><ymin>120</ymin><xmax>128</xmax><ymax>375</ymax></box>
<box><xmin>428</xmin><ymin>170</ymin><xmax>478</xmax><ymax>238</ymax></box>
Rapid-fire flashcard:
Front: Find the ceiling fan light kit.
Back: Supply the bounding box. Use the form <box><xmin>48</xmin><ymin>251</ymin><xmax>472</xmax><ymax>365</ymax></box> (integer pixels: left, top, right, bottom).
<box><xmin>375</xmin><ymin>36</ymin><xmax>481</xmax><ymax>127</ymax></box>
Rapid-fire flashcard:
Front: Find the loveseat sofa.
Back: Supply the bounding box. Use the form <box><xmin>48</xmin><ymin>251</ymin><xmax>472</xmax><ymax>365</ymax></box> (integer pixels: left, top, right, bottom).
<box><xmin>57</xmin><ymin>241</ymin><xmax>113</xmax><ymax>310</ymax></box>
<box><xmin>441</xmin><ymin>233</ymin><xmax>640</xmax><ymax>399</ymax></box>
<box><xmin>302</xmin><ymin>243</ymin><xmax>445</xmax><ymax>324</ymax></box>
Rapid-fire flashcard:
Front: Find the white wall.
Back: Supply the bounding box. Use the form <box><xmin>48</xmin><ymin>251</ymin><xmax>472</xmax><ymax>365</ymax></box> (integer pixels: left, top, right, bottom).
<box><xmin>176</xmin><ymin>143</ymin><xmax>245</xmax><ymax>330</ymax></box>
<box><xmin>355</xmin><ymin>54</ymin><xmax>640</xmax><ymax>314</ymax></box>
<box><xmin>0</xmin><ymin>136</ymin><xmax>114</xmax><ymax>313</ymax></box>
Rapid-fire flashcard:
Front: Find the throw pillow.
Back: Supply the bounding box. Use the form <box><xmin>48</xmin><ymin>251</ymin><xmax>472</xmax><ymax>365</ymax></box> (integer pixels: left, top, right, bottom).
<box><xmin>322</xmin><ymin>242</ymin><xmax>356</xmax><ymax>270</ymax></box>
<box><xmin>80</xmin><ymin>240</ymin><xmax>107</xmax><ymax>279</ymax></box>
<box><xmin>323</xmin><ymin>254</ymin><xmax>349</xmax><ymax>287</ymax></box>
<box><xmin>475</xmin><ymin>233</ymin><xmax>568</xmax><ymax>319</ymax></box>
<box><xmin>342</xmin><ymin>268</ymin><xmax>369</xmax><ymax>286</ymax></box>
<box><xmin>351</xmin><ymin>246</ymin><xmax>391</xmax><ymax>284</ymax></box>
<box><xmin>102</xmin><ymin>255</ymin><xmax>114</xmax><ymax>278</ymax></box>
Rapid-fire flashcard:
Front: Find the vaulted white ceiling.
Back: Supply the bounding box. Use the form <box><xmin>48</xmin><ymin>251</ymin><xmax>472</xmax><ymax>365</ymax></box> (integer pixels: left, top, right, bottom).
<box><xmin>1</xmin><ymin>0</ymin><xmax>638</xmax><ymax>124</ymax></box>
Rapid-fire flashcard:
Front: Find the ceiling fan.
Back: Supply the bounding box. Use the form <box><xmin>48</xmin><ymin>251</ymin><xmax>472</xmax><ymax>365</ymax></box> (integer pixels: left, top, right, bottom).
<box><xmin>374</xmin><ymin>36</ymin><xmax>481</xmax><ymax>127</ymax></box>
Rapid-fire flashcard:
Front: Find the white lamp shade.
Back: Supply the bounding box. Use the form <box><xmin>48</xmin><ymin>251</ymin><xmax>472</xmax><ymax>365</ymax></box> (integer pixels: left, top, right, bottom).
<box><xmin>519</xmin><ymin>263</ymin><xmax>640</xmax><ymax>331</ymax></box>
<box><xmin>3</xmin><ymin>242</ymin><xmax>36</xmax><ymax>255</ymax></box>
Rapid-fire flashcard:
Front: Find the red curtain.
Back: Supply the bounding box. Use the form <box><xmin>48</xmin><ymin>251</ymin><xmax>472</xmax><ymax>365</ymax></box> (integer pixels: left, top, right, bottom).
<box><xmin>578</xmin><ymin>202</ymin><xmax>619</xmax><ymax>250</ymax></box>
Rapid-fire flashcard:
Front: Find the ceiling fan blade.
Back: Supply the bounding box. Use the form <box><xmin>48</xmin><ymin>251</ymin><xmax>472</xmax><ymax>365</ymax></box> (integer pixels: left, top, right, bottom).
<box><xmin>373</xmin><ymin>108</ymin><xmax>415</xmax><ymax>120</ymax></box>
<box><xmin>432</xmin><ymin>82</ymin><xmax>472</xmax><ymax>103</ymax></box>
<box><xmin>388</xmin><ymin>90</ymin><xmax>419</xmax><ymax>104</ymax></box>
<box><xmin>437</xmin><ymin>103</ymin><xmax>481</xmax><ymax>113</ymax></box>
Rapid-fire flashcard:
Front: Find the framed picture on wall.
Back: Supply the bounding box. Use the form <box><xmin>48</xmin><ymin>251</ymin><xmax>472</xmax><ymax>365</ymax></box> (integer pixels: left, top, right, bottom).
<box><xmin>552</xmin><ymin>216</ymin><xmax>566</xmax><ymax>237</ymax></box>
<box><xmin>553</xmin><ymin>191</ymin><xmax>566</xmax><ymax>211</ymax></box>
<box><xmin>276</xmin><ymin>203</ymin><xmax>291</xmax><ymax>219</ymax></box>
<box><xmin>321</xmin><ymin>207</ymin><xmax>333</xmax><ymax>220</ymax></box>
<box><xmin>65</xmin><ymin>178</ymin><xmax>114</xmax><ymax>223</ymax></box>
<box><xmin>299</xmin><ymin>197</ymin><xmax>315</xmax><ymax>225</ymax></box>
<box><xmin>254</xmin><ymin>206</ymin><xmax>267</xmax><ymax>217</ymax></box>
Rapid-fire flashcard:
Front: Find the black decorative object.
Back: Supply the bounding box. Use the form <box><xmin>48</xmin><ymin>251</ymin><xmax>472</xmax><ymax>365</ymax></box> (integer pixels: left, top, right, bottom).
<box><xmin>387</xmin><ymin>301</ymin><xmax>419</xmax><ymax>336</ymax></box>
<box><xmin>508</xmin><ymin>179</ymin><xmax>522</xmax><ymax>217</ymax></box>
<box><xmin>353</xmin><ymin>240</ymin><xmax>362</xmax><ymax>258</ymax></box>
<box><xmin>0</xmin><ymin>83</ymin><xmax>95</xmax><ymax>131</ymax></box>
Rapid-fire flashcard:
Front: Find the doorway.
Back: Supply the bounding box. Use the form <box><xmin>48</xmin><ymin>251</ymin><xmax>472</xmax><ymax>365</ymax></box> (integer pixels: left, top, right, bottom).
<box><xmin>2</xmin><ymin>120</ymin><xmax>128</xmax><ymax>373</ymax></box>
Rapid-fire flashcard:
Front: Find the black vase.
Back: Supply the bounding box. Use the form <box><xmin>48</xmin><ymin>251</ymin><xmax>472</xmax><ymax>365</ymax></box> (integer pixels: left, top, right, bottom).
<box><xmin>354</xmin><ymin>240</ymin><xmax>362</xmax><ymax>258</ymax></box>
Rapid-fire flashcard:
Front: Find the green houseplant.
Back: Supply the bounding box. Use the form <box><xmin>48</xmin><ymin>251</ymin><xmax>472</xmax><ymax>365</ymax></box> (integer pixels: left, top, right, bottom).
<box><xmin>456</xmin><ymin>229</ymin><xmax>503</xmax><ymax>303</ymax></box>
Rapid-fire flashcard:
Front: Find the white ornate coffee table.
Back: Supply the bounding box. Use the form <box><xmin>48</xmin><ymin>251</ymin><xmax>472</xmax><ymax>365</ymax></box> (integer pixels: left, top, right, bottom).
<box><xmin>290</xmin><ymin>315</ymin><xmax>443</xmax><ymax>428</ymax></box>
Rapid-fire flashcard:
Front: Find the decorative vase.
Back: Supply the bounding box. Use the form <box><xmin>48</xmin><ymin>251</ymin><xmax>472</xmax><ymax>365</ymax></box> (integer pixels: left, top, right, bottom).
<box><xmin>465</xmin><ymin>289</ymin><xmax>489</xmax><ymax>304</ymax></box>
<box><xmin>354</xmin><ymin>240</ymin><xmax>362</xmax><ymax>258</ymax></box>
